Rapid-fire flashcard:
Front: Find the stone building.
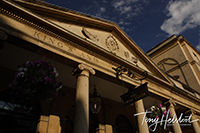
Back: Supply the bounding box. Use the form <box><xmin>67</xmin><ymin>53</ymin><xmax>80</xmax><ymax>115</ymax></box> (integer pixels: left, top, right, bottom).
<box><xmin>147</xmin><ymin>35</ymin><xmax>200</xmax><ymax>94</ymax></box>
<box><xmin>0</xmin><ymin>0</ymin><xmax>200</xmax><ymax>133</ymax></box>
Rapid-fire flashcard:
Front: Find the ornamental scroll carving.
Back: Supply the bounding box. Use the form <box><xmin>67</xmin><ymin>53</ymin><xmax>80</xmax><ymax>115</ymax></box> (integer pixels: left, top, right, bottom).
<box><xmin>112</xmin><ymin>65</ymin><xmax>148</xmax><ymax>81</ymax></box>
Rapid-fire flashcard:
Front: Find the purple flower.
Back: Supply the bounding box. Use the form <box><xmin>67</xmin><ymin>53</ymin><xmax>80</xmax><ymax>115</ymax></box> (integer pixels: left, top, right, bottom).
<box><xmin>155</xmin><ymin>116</ymin><xmax>159</xmax><ymax>120</ymax></box>
<box><xmin>167</xmin><ymin>110</ymin><xmax>171</xmax><ymax>115</ymax></box>
<box><xmin>10</xmin><ymin>60</ymin><xmax>62</xmax><ymax>101</ymax></box>
<box><xmin>159</xmin><ymin>104</ymin><xmax>162</xmax><ymax>108</ymax></box>
<box><xmin>163</xmin><ymin>110</ymin><xmax>167</xmax><ymax>114</ymax></box>
<box><xmin>45</xmin><ymin>77</ymin><xmax>53</xmax><ymax>84</ymax></box>
<box><xmin>50</xmin><ymin>71</ymin><xmax>54</xmax><ymax>75</ymax></box>
<box><xmin>167</xmin><ymin>124</ymin><xmax>169</xmax><ymax>127</ymax></box>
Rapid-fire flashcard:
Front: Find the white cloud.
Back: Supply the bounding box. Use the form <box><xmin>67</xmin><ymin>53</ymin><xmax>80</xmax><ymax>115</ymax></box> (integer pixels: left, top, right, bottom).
<box><xmin>100</xmin><ymin>7</ymin><xmax>106</xmax><ymax>13</ymax></box>
<box><xmin>196</xmin><ymin>44</ymin><xmax>200</xmax><ymax>51</ymax></box>
<box><xmin>103</xmin><ymin>0</ymin><xmax>108</xmax><ymax>3</ymax></box>
<box><xmin>120</xmin><ymin>6</ymin><xmax>132</xmax><ymax>14</ymax></box>
<box><xmin>111</xmin><ymin>0</ymin><xmax>149</xmax><ymax>32</ymax></box>
<box><xmin>118</xmin><ymin>20</ymin><xmax>131</xmax><ymax>25</ymax></box>
<box><xmin>161</xmin><ymin>0</ymin><xmax>200</xmax><ymax>35</ymax></box>
<box><xmin>113</xmin><ymin>1</ymin><xmax>126</xmax><ymax>8</ymax></box>
<box><xmin>84</xmin><ymin>0</ymin><xmax>149</xmax><ymax>32</ymax></box>
<box><xmin>112</xmin><ymin>0</ymin><xmax>148</xmax><ymax>18</ymax></box>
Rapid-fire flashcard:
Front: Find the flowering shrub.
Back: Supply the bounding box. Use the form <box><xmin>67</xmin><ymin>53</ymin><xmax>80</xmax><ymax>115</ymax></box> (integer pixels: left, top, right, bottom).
<box><xmin>9</xmin><ymin>60</ymin><xmax>62</xmax><ymax>103</ymax></box>
<box><xmin>149</xmin><ymin>104</ymin><xmax>171</xmax><ymax>130</ymax></box>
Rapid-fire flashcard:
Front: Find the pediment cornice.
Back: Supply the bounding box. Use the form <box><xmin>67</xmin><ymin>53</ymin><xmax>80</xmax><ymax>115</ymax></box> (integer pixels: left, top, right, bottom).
<box><xmin>0</xmin><ymin>0</ymin><xmax>174</xmax><ymax>87</ymax></box>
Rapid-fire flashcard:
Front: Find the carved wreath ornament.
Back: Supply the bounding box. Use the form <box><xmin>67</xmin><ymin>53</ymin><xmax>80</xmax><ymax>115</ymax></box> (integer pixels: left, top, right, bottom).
<box><xmin>105</xmin><ymin>35</ymin><xmax>119</xmax><ymax>54</ymax></box>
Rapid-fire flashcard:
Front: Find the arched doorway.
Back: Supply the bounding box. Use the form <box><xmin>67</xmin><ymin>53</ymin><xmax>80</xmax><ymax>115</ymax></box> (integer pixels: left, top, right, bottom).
<box><xmin>115</xmin><ymin>114</ymin><xmax>135</xmax><ymax>133</ymax></box>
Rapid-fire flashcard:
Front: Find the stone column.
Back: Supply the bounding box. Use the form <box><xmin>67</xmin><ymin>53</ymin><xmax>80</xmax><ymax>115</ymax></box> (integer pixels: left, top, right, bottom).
<box><xmin>168</xmin><ymin>100</ymin><xmax>182</xmax><ymax>133</ymax></box>
<box><xmin>72</xmin><ymin>64</ymin><xmax>95</xmax><ymax>133</ymax></box>
<box><xmin>135</xmin><ymin>99</ymin><xmax>149</xmax><ymax>133</ymax></box>
<box><xmin>191</xmin><ymin>110</ymin><xmax>200</xmax><ymax>133</ymax></box>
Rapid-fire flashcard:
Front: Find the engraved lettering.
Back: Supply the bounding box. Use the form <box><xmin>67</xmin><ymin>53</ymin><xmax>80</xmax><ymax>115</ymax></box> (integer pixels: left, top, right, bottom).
<box><xmin>33</xmin><ymin>31</ymin><xmax>40</xmax><ymax>38</ymax></box>
<box><xmin>87</xmin><ymin>55</ymin><xmax>91</xmax><ymax>60</ymax></box>
<box><xmin>48</xmin><ymin>38</ymin><xmax>55</xmax><ymax>45</ymax></box>
<box><xmin>57</xmin><ymin>42</ymin><xmax>63</xmax><ymax>48</ymax></box>
<box><xmin>33</xmin><ymin>30</ymin><xmax>101</xmax><ymax>64</ymax></box>
<box><xmin>94</xmin><ymin>58</ymin><xmax>98</xmax><ymax>63</ymax></box>
<box><xmin>132</xmin><ymin>57</ymin><xmax>138</xmax><ymax>66</ymax></box>
<box><xmin>81</xmin><ymin>52</ymin><xmax>99</xmax><ymax>63</ymax></box>
<box><xmin>81</xmin><ymin>53</ymin><xmax>85</xmax><ymax>58</ymax></box>
<box><xmin>43</xmin><ymin>35</ymin><xmax>47</xmax><ymax>41</ymax></box>
<box><xmin>68</xmin><ymin>46</ymin><xmax>73</xmax><ymax>52</ymax></box>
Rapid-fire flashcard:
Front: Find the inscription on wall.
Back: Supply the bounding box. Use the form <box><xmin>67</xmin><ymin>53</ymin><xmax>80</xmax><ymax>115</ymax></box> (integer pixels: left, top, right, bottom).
<box><xmin>33</xmin><ymin>31</ymin><xmax>98</xmax><ymax>63</ymax></box>
<box><xmin>33</xmin><ymin>31</ymin><xmax>64</xmax><ymax>49</ymax></box>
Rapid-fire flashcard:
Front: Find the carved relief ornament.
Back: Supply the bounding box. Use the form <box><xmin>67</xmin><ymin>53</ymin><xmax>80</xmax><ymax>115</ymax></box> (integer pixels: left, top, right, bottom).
<box><xmin>82</xmin><ymin>28</ymin><xmax>99</xmax><ymax>42</ymax></box>
<box><xmin>105</xmin><ymin>35</ymin><xmax>119</xmax><ymax>55</ymax></box>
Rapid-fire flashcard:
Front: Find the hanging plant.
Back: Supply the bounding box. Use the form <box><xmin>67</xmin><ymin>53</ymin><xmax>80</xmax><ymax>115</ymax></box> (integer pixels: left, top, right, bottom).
<box><xmin>148</xmin><ymin>104</ymin><xmax>172</xmax><ymax>132</ymax></box>
<box><xmin>9</xmin><ymin>60</ymin><xmax>62</xmax><ymax>104</ymax></box>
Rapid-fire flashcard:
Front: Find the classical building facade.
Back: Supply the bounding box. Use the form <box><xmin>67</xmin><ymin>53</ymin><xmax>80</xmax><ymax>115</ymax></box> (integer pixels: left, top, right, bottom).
<box><xmin>147</xmin><ymin>35</ymin><xmax>200</xmax><ymax>94</ymax></box>
<box><xmin>0</xmin><ymin>0</ymin><xmax>200</xmax><ymax>133</ymax></box>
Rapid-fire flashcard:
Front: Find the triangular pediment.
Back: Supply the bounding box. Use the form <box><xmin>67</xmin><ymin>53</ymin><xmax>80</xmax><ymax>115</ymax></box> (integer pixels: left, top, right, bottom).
<box><xmin>42</xmin><ymin>20</ymin><xmax>152</xmax><ymax>72</ymax></box>
<box><xmin>1</xmin><ymin>0</ymin><xmax>173</xmax><ymax>84</ymax></box>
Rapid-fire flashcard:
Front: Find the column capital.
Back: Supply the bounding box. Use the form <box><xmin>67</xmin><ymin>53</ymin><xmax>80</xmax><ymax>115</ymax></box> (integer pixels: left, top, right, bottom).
<box><xmin>78</xmin><ymin>64</ymin><xmax>95</xmax><ymax>75</ymax></box>
<box><xmin>169</xmin><ymin>99</ymin><xmax>176</xmax><ymax>107</ymax></box>
<box><xmin>191</xmin><ymin>109</ymin><xmax>197</xmax><ymax>115</ymax></box>
<box><xmin>72</xmin><ymin>63</ymin><xmax>95</xmax><ymax>76</ymax></box>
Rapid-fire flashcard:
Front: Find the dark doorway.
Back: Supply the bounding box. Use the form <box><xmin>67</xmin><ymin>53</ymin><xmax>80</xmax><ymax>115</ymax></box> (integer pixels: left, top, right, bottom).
<box><xmin>115</xmin><ymin>114</ymin><xmax>135</xmax><ymax>133</ymax></box>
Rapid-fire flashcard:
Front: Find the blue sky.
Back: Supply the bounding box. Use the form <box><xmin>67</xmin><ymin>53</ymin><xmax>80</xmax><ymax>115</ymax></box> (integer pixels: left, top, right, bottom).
<box><xmin>44</xmin><ymin>0</ymin><xmax>200</xmax><ymax>52</ymax></box>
